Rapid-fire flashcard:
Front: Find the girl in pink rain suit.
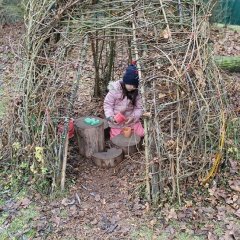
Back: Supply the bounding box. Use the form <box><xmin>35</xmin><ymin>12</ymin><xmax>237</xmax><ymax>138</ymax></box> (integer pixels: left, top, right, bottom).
<box><xmin>104</xmin><ymin>63</ymin><xmax>144</xmax><ymax>139</ymax></box>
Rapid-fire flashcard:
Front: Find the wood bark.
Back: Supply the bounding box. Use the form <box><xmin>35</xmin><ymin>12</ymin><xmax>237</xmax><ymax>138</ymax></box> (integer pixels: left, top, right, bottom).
<box><xmin>111</xmin><ymin>133</ymin><xmax>141</xmax><ymax>155</ymax></box>
<box><xmin>74</xmin><ymin>116</ymin><xmax>105</xmax><ymax>158</ymax></box>
<box><xmin>92</xmin><ymin>148</ymin><xmax>123</xmax><ymax>168</ymax></box>
<box><xmin>215</xmin><ymin>56</ymin><xmax>240</xmax><ymax>72</ymax></box>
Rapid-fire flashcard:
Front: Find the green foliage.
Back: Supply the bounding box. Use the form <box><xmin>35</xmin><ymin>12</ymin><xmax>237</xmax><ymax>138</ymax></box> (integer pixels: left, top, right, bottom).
<box><xmin>215</xmin><ymin>23</ymin><xmax>240</xmax><ymax>32</ymax></box>
<box><xmin>0</xmin><ymin>0</ymin><xmax>24</xmax><ymax>25</ymax></box>
<box><xmin>0</xmin><ymin>187</ymin><xmax>38</xmax><ymax>240</ymax></box>
<box><xmin>215</xmin><ymin>56</ymin><xmax>240</xmax><ymax>72</ymax></box>
<box><xmin>177</xmin><ymin>233</ymin><xmax>205</xmax><ymax>240</ymax></box>
<box><xmin>0</xmin><ymin>206</ymin><xmax>38</xmax><ymax>239</ymax></box>
<box><xmin>130</xmin><ymin>225</ymin><xmax>205</xmax><ymax>240</ymax></box>
<box><xmin>131</xmin><ymin>226</ymin><xmax>155</xmax><ymax>240</ymax></box>
<box><xmin>226</xmin><ymin>118</ymin><xmax>240</xmax><ymax>161</ymax></box>
<box><xmin>2</xmin><ymin>0</ymin><xmax>21</xmax><ymax>4</ymax></box>
<box><xmin>0</xmin><ymin>89</ymin><xmax>6</xmax><ymax>118</ymax></box>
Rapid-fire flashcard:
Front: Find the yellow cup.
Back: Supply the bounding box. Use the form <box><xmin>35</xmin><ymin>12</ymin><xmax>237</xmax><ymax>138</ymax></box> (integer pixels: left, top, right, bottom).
<box><xmin>122</xmin><ymin>127</ymin><xmax>132</xmax><ymax>138</ymax></box>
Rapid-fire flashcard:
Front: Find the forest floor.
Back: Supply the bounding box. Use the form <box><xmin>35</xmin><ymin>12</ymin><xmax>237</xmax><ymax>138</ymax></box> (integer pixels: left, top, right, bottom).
<box><xmin>0</xmin><ymin>24</ymin><xmax>240</xmax><ymax>240</ymax></box>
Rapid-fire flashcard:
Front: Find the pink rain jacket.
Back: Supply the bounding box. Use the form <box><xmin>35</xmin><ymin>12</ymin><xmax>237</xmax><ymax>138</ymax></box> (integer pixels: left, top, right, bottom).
<box><xmin>104</xmin><ymin>80</ymin><xmax>143</xmax><ymax>129</ymax></box>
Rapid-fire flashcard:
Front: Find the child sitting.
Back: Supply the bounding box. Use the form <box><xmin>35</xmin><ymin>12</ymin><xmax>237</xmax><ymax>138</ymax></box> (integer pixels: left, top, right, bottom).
<box><xmin>104</xmin><ymin>63</ymin><xmax>144</xmax><ymax>139</ymax></box>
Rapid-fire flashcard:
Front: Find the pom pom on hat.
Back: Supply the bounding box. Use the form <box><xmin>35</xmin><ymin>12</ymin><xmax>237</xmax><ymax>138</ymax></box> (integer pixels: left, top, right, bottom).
<box><xmin>123</xmin><ymin>62</ymin><xmax>139</xmax><ymax>87</ymax></box>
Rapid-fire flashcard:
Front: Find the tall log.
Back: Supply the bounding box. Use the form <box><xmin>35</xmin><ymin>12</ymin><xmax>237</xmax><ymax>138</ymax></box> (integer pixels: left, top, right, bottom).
<box><xmin>215</xmin><ymin>56</ymin><xmax>240</xmax><ymax>72</ymax></box>
<box><xmin>215</xmin><ymin>24</ymin><xmax>240</xmax><ymax>32</ymax></box>
<box><xmin>74</xmin><ymin>116</ymin><xmax>105</xmax><ymax>158</ymax></box>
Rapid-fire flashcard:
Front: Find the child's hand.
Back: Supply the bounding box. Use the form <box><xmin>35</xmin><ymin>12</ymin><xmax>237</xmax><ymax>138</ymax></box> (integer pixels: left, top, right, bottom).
<box><xmin>125</xmin><ymin>117</ymin><xmax>134</xmax><ymax>125</ymax></box>
<box><xmin>107</xmin><ymin>116</ymin><xmax>114</xmax><ymax>122</ymax></box>
<box><xmin>107</xmin><ymin>116</ymin><xmax>118</xmax><ymax>124</ymax></box>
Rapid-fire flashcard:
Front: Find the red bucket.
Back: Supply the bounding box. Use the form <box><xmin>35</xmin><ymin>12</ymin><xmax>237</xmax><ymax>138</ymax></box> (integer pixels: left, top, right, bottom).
<box><xmin>58</xmin><ymin>118</ymin><xmax>74</xmax><ymax>138</ymax></box>
<box><xmin>114</xmin><ymin>112</ymin><xmax>126</xmax><ymax>124</ymax></box>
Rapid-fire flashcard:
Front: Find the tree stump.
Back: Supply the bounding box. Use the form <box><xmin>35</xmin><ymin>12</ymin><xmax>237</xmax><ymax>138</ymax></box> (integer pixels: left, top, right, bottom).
<box><xmin>92</xmin><ymin>148</ymin><xmax>123</xmax><ymax>168</ymax></box>
<box><xmin>111</xmin><ymin>134</ymin><xmax>141</xmax><ymax>155</ymax></box>
<box><xmin>74</xmin><ymin>116</ymin><xmax>105</xmax><ymax>158</ymax></box>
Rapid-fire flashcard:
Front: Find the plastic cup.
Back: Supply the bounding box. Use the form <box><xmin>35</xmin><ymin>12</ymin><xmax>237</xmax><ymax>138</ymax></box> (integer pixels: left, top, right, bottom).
<box><xmin>114</xmin><ymin>112</ymin><xmax>126</xmax><ymax>123</ymax></box>
<box><xmin>122</xmin><ymin>127</ymin><xmax>132</xmax><ymax>138</ymax></box>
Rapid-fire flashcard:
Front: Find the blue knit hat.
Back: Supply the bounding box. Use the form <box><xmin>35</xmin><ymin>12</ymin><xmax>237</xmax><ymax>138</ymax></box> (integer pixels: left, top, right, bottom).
<box><xmin>123</xmin><ymin>63</ymin><xmax>139</xmax><ymax>87</ymax></box>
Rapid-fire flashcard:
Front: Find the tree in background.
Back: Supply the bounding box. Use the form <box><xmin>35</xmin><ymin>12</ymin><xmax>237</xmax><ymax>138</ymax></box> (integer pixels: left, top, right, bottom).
<box><xmin>0</xmin><ymin>0</ymin><xmax>24</xmax><ymax>25</ymax></box>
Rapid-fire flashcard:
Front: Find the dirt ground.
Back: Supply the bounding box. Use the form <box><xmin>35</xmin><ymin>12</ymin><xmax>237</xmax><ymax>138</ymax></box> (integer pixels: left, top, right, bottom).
<box><xmin>0</xmin><ymin>24</ymin><xmax>240</xmax><ymax>240</ymax></box>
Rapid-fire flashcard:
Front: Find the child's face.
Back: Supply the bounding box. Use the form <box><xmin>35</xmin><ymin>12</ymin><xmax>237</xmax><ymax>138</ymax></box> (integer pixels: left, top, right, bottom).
<box><xmin>125</xmin><ymin>84</ymin><xmax>137</xmax><ymax>91</ymax></box>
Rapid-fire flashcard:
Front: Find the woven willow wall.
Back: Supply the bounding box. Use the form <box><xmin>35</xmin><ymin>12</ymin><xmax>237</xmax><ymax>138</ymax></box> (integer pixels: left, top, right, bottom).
<box><xmin>2</xmin><ymin>0</ymin><xmax>227</xmax><ymax>202</ymax></box>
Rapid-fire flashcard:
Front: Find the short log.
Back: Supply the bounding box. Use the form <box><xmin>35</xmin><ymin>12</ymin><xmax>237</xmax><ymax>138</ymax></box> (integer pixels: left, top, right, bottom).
<box><xmin>111</xmin><ymin>134</ymin><xmax>141</xmax><ymax>155</ymax></box>
<box><xmin>92</xmin><ymin>148</ymin><xmax>123</xmax><ymax>168</ymax></box>
<box><xmin>74</xmin><ymin>116</ymin><xmax>105</xmax><ymax>158</ymax></box>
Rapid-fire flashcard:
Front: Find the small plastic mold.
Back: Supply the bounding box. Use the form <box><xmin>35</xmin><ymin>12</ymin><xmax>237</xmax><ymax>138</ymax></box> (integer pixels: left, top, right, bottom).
<box><xmin>84</xmin><ymin>117</ymin><xmax>100</xmax><ymax>126</ymax></box>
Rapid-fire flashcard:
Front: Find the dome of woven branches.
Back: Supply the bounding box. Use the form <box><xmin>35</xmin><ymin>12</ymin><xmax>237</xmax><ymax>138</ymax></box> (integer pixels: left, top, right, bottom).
<box><xmin>0</xmin><ymin>0</ymin><xmax>228</xmax><ymax>203</ymax></box>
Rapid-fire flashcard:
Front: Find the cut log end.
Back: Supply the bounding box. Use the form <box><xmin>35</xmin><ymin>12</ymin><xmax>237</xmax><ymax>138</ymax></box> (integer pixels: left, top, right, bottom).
<box><xmin>111</xmin><ymin>134</ymin><xmax>141</xmax><ymax>155</ymax></box>
<box><xmin>92</xmin><ymin>148</ymin><xmax>123</xmax><ymax>168</ymax></box>
<box><xmin>75</xmin><ymin>116</ymin><xmax>104</xmax><ymax>129</ymax></box>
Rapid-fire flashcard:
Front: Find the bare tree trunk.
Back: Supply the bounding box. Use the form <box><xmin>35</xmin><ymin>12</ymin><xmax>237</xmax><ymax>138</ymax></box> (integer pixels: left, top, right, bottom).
<box><xmin>91</xmin><ymin>32</ymin><xmax>101</xmax><ymax>97</ymax></box>
<box><xmin>105</xmin><ymin>31</ymin><xmax>115</xmax><ymax>84</ymax></box>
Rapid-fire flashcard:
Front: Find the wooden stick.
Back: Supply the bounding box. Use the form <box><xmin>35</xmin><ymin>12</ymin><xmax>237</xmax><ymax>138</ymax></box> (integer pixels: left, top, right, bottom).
<box><xmin>61</xmin><ymin>135</ymin><xmax>69</xmax><ymax>191</ymax></box>
<box><xmin>60</xmin><ymin>35</ymin><xmax>89</xmax><ymax>190</ymax></box>
<box><xmin>75</xmin><ymin>193</ymin><xmax>81</xmax><ymax>205</ymax></box>
<box><xmin>159</xmin><ymin>0</ymin><xmax>173</xmax><ymax>43</ymax></box>
<box><xmin>132</xmin><ymin>8</ymin><xmax>151</xmax><ymax>202</ymax></box>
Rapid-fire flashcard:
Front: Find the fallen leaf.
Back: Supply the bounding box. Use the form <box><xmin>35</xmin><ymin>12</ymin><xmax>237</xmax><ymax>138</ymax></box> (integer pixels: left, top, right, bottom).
<box><xmin>95</xmin><ymin>194</ymin><xmax>101</xmax><ymax>202</ymax></box>
<box><xmin>184</xmin><ymin>200</ymin><xmax>193</xmax><ymax>208</ymax></box>
<box><xmin>69</xmin><ymin>205</ymin><xmax>77</xmax><ymax>215</ymax></box>
<box><xmin>166</xmin><ymin>208</ymin><xmax>178</xmax><ymax>222</ymax></box>
<box><xmin>106</xmin><ymin>223</ymin><xmax>118</xmax><ymax>233</ymax></box>
<box><xmin>226</xmin><ymin>197</ymin><xmax>234</xmax><ymax>204</ymax></box>
<box><xmin>158</xmin><ymin>93</ymin><xmax>166</xmax><ymax>99</ymax></box>
<box><xmin>51</xmin><ymin>208</ymin><xmax>60</xmax><ymax>215</ymax></box>
<box><xmin>149</xmin><ymin>219</ymin><xmax>157</xmax><ymax>227</ymax></box>
<box><xmin>61</xmin><ymin>198</ymin><xmax>75</xmax><ymax>206</ymax></box>
<box><xmin>222</xmin><ymin>230</ymin><xmax>236</xmax><ymax>240</ymax></box>
<box><xmin>162</xmin><ymin>28</ymin><xmax>172</xmax><ymax>39</ymax></box>
<box><xmin>91</xmin><ymin>218</ymin><xmax>98</xmax><ymax>225</ymax></box>
<box><xmin>79</xmin><ymin>211</ymin><xmax>85</xmax><ymax>217</ymax></box>
<box><xmin>165</xmin><ymin>225</ymin><xmax>175</xmax><ymax>234</ymax></box>
<box><xmin>133</xmin><ymin>203</ymin><xmax>142</xmax><ymax>210</ymax></box>
<box><xmin>208</xmin><ymin>232</ymin><xmax>217</xmax><ymax>240</ymax></box>
<box><xmin>52</xmin><ymin>216</ymin><xmax>61</xmax><ymax>227</ymax></box>
<box><xmin>217</xmin><ymin>208</ymin><xmax>226</xmax><ymax>221</ymax></box>
<box><xmin>20</xmin><ymin>198</ymin><xmax>31</xmax><ymax>208</ymax></box>
<box><xmin>229</xmin><ymin>159</ymin><xmax>238</xmax><ymax>173</ymax></box>
<box><xmin>145</xmin><ymin>202</ymin><xmax>150</xmax><ymax>212</ymax></box>
<box><xmin>185</xmin><ymin>228</ymin><xmax>194</xmax><ymax>235</ymax></box>
<box><xmin>120</xmin><ymin>226</ymin><xmax>130</xmax><ymax>236</ymax></box>
<box><xmin>208</xmin><ymin>187</ymin><xmax>216</xmax><ymax>196</ymax></box>
<box><xmin>229</xmin><ymin>180</ymin><xmax>240</xmax><ymax>192</ymax></box>
<box><xmin>232</xmin><ymin>194</ymin><xmax>238</xmax><ymax>202</ymax></box>
<box><xmin>234</xmin><ymin>209</ymin><xmax>240</xmax><ymax>218</ymax></box>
